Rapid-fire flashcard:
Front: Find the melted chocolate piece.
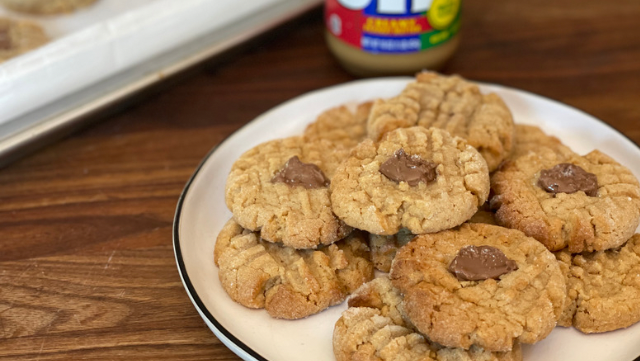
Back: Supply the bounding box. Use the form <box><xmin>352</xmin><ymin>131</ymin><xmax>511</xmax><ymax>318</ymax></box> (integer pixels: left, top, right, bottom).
<box><xmin>538</xmin><ymin>163</ymin><xmax>598</xmax><ymax>197</ymax></box>
<box><xmin>0</xmin><ymin>27</ymin><xmax>11</xmax><ymax>50</ymax></box>
<box><xmin>448</xmin><ymin>245</ymin><xmax>518</xmax><ymax>281</ymax></box>
<box><xmin>379</xmin><ymin>149</ymin><xmax>437</xmax><ymax>186</ymax></box>
<box><xmin>271</xmin><ymin>156</ymin><xmax>329</xmax><ymax>189</ymax></box>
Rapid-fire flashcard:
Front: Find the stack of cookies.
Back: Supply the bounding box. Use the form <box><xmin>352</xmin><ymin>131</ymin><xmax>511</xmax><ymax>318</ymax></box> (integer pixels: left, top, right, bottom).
<box><xmin>216</xmin><ymin>71</ymin><xmax>640</xmax><ymax>360</ymax></box>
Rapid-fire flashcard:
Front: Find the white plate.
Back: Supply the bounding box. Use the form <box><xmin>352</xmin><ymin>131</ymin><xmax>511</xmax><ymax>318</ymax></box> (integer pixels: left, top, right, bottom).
<box><xmin>173</xmin><ymin>77</ymin><xmax>640</xmax><ymax>361</ymax></box>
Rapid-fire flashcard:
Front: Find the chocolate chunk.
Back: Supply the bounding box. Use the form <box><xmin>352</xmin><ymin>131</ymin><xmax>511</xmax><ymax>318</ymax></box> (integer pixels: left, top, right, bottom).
<box><xmin>538</xmin><ymin>163</ymin><xmax>598</xmax><ymax>197</ymax></box>
<box><xmin>271</xmin><ymin>156</ymin><xmax>329</xmax><ymax>189</ymax></box>
<box><xmin>448</xmin><ymin>245</ymin><xmax>518</xmax><ymax>281</ymax></box>
<box><xmin>379</xmin><ymin>149</ymin><xmax>437</xmax><ymax>186</ymax></box>
<box><xmin>0</xmin><ymin>27</ymin><xmax>11</xmax><ymax>50</ymax></box>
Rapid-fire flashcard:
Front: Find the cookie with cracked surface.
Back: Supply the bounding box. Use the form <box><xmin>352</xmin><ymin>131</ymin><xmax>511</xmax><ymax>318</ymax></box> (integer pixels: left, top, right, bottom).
<box><xmin>346</xmin><ymin>277</ymin><xmax>409</xmax><ymax>326</ymax></box>
<box><xmin>214</xmin><ymin>219</ymin><xmax>374</xmax><ymax>319</ymax></box>
<box><xmin>1</xmin><ymin>0</ymin><xmax>98</xmax><ymax>14</ymax></box>
<box><xmin>303</xmin><ymin>102</ymin><xmax>372</xmax><ymax>149</ymax></box>
<box><xmin>509</xmin><ymin>124</ymin><xmax>574</xmax><ymax>161</ymax></box>
<box><xmin>330</xmin><ymin>127</ymin><xmax>490</xmax><ymax>236</ymax></box>
<box><xmin>366</xmin><ymin>71</ymin><xmax>514</xmax><ymax>172</ymax></box>
<box><xmin>0</xmin><ymin>17</ymin><xmax>48</xmax><ymax>63</ymax></box>
<box><xmin>491</xmin><ymin>148</ymin><xmax>640</xmax><ymax>252</ymax></box>
<box><xmin>335</xmin><ymin>306</ymin><xmax>435</xmax><ymax>361</ymax></box>
<box><xmin>334</xmin><ymin>277</ymin><xmax>523</xmax><ymax>361</ymax></box>
<box><xmin>554</xmin><ymin>250</ymin><xmax>576</xmax><ymax>328</ymax></box>
<box><xmin>225</xmin><ymin>136</ymin><xmax>352</xmax><ymax>249</ymax></box>
<box><xmin>389</xmin><ymin>223</ymin><xmax>566</xmax><ymax>352</ymax></box>
<box><xmin>370</xmin><ymin>206</ymin><xmax>496</xmax><ymax>273</ymax></box>
<box><xmin>555</xmin><ymin>234</ymin><xmax>640</xmax><ymax>333</ymax></box>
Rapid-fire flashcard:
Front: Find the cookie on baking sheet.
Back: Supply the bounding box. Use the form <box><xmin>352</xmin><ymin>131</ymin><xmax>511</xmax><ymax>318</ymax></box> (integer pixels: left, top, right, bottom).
<box><xmin>509</xmin><ymin>124</ymin><xmax>574</xmax><ymax>161</ymax></box>
<box><xmin>1</xmin><ymin>0</ymin><xmax>98</xmax><ymax>14</ymax></box>
<box><xmin>389</xmin><ymin>223</ymin><xmax>566</xmax><ymax>352</ymax></box>
<box><xmin>225</xmin><ymin>136</ymin><xmax>352</xmax><ymax>249</ymax></box>
<box><xmin>366</xmin><ymin>71</ymin><xmax>515</xmax><ymax>172</ymax></box>
<box><xmin>330</xmin><ymin>127</ymin><xmax>490</xmax><ymax>236</ymax></box>
<box><xmin>303</xmin><ymin>102</ymin><xmax>372</xmax><ymax>149</ymax></box>
<box><xmin>555</xmin><ymin>234</ymin><xmax>640</xmax><ymax>333</ymax></box>
<box><xmin>0</xmin><ymin>17</ymin><xmax>47</xmax><ymax>63</ymax></box>
<box><xmin>334</xmin><ymin>277</ymin><xmax>523</xmax><ymax>361</ymax></box>
<box><xmin>214</xmin><ymin>219</ymin><xmax>374</xmax><ymax>320</ymax></box>
<box><xmin>491</xmin><ymin>147</ymin><xmax>640</xmax><ymax>253</ymax></box>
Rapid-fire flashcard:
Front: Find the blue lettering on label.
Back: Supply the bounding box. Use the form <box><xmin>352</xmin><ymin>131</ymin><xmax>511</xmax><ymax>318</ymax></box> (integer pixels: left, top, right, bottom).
<box><xmin>361</xmin><ymin>35</ymin><xmax>422</xmax><ymax>53</ymax></box>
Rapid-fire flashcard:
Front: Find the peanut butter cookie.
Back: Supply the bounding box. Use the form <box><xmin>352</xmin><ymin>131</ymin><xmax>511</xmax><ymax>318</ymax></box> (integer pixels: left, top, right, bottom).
<box><xmin>367</xmin><ymin>71</ymin><xmax>515</xmax><ymax>171</ymax></box>
<box><xmin>214</xmin><ymin>219</ymin><xmax>374</xmax><ymax>319</ymax></box>
<box><xmin>491</xmin><ymin>148</ymin><xmax>640</xmax><ymax>252</ymax></box>
<box><xmin>369</xmin><ymin>206</ymin><xmax>496</xmax><ymax>273</ymax></box>
<box><xmin>0</xmin><ymin>17</ymin><xmax>47</xmax><ymax>63</ymax></box>
<box><xmin>303</xmin><ymin>102</ymin><xmax>372</xmax><ymax>149</ymax></box>
<box><xmin>334</xmin><ymin>277</ymin><xmax>523</xmax><ymax>361</ymax></box>
<box><xmin>1</xmin><ymin>0</ymin><xmax>98</xmax><ymax>14</ymax></box>
<box><xmin>555</xmin><ymin>234</ymin><xmax>640</xmax><ymax>333</ymax></box>
<box><xmin>330</xmin><ymin>127</ymin><xmax>490</xmax><ymax>235</ymax></box>
<box><xmin>509</xmin><ymin>124</ymin><xmax>574</xmax><ymax>161</ymax></box>
<box><xmin>225</xmin><ymin>136</ymin><xmax>351</xmax><ymax>249</ymax></box>
<box><xmin>389</xmin><ymin>223</ymin><xmax>566</xmax><ymax>352</ymax></box>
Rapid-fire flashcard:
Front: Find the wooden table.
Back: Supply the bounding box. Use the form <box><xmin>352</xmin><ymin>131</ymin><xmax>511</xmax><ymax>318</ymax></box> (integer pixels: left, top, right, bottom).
<box><xmin>1</xmin><ymin>1</ymin><xmax>639</xmax><ymax>360</ymax></box>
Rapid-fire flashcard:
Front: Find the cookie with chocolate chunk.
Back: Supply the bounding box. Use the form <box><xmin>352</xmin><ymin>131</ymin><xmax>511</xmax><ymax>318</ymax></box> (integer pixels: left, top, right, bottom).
<box><xmin>366</xmin><ymin>71</ymin><xmax>515</xmax><ymax>171</ymax></box>
<box><xmin>225</xmin><ymin>136</ymin><xmax>351</xmax><ymax>249</ymax></box>
<box><xmin>214</xmin><ymin>219</ymin><xmax>374</xmax><ymax>319</ymax></box>
<box><xmin>369</xmin><ymin>206</ymin><xmax>496</xmax><ymax>273</ymax></box>
<box><xmin>555</xmin><ymin>234</ymin><xmax>640</xmax><ymax>333</ymax></box>
<box><xmin>390</xmin><ymin>223</ymin><xmax>566</xmax><ymax>352</ymax></box>
<box><xmin>491</xmin><ymin>147</ymin><xmax>640</xmax><ymax>252</ymax></box>
<box><xmin>1</xmin><ymin>0</ymin><xmax>98</xmax><ymax>14</ymax></box>
<box><xmin>330</xmin><ymin>126</ymin><xmax>490</xmax><ymax>236</ymax></box>
<box><xmin>0</xmin><ymin>17</ymin><xmax>48</xmax><ymax>63</ymax></box>
<box><xmin>334</xmin><ymin>277</ymin><xmax>523</xmax><ymax>361</ymax></box>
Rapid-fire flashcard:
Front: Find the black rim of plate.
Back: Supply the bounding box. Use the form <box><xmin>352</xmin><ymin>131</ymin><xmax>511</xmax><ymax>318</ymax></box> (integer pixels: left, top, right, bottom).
<box><xmin>172</xmin><ymin>80</ymin><xmax>640</xmax><ymax>361</ymax></box>
<box><xmin>173</xmin><ymin>136</ymin><xmax>268</xmax><ymax>361</ymax></box>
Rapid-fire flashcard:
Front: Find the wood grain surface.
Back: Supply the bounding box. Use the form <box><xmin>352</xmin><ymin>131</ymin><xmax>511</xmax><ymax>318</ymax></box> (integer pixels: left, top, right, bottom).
<box><xmin>1</xmin><ymin>1</ymin><xmax>640</xmax><ymax>359</ymax></box>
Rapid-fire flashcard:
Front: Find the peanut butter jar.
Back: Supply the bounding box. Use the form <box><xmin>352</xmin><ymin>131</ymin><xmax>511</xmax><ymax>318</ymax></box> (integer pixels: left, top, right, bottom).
<box><xmin>325</xmin><ymin>0</ymin><xmax>461</xmax><ymax>77</ymax></box>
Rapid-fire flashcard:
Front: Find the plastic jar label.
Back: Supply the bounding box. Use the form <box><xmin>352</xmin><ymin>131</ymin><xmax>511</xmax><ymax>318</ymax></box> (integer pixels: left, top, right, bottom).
<box><xmin>326</xmin><ymin>0</ymin><xmax>461</xmax><ymax>54</ymax></box>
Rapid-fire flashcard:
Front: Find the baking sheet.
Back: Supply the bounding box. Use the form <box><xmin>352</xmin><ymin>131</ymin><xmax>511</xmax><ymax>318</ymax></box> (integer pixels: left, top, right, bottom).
<box><xmin>0</xmin><ymin>0</ymin><xmax>312</xmax><ymax>123</ymax></box>
<box><xmin>0</xmin><ymin>0</ymin><xmax>321</xmax><ymax>164</ymax></box>
<box><xmin>0</xmin><ymin>0</ymin><xmax>155</xmax><ymax>39</ymax></box>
